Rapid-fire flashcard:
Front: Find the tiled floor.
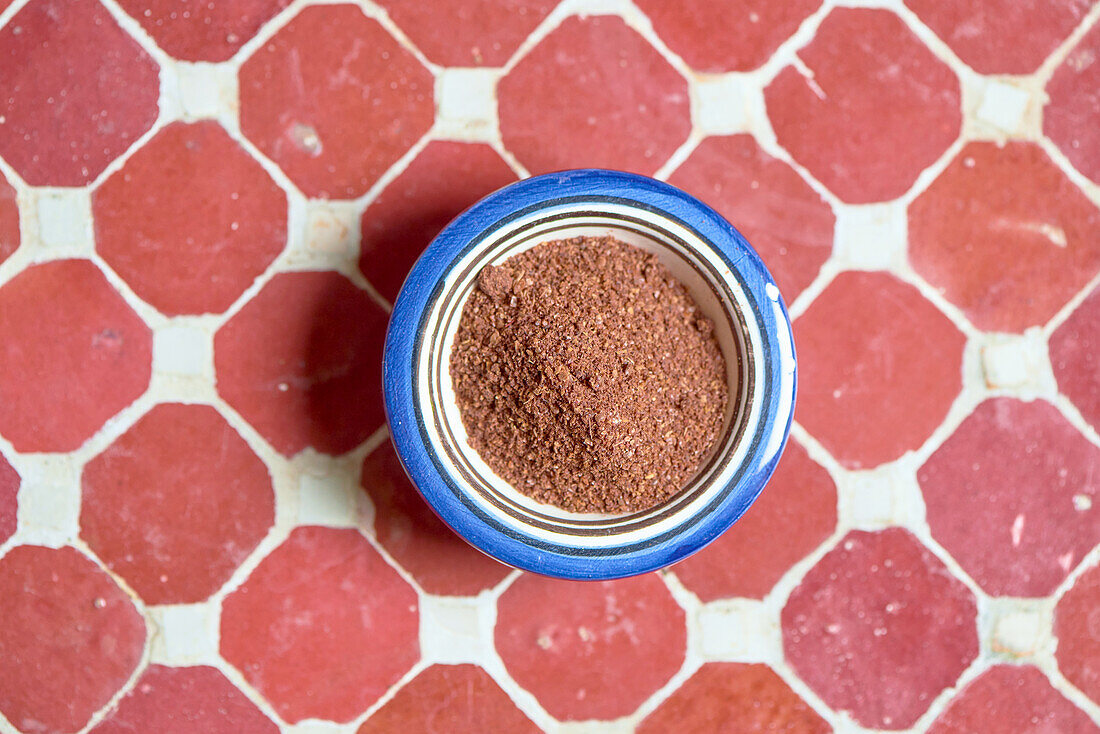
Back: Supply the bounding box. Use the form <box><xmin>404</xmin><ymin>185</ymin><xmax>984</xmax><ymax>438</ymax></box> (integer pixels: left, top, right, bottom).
<box><xmin>0</xmin><ymin>0</ymin><xmax>1099</xmax><ymax>732</ymax></box>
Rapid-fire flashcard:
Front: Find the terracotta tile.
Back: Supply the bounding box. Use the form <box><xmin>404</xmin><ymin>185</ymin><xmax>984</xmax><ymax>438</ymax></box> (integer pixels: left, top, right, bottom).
<box><xmin>906</xmin><ymin>0</ymin><xmax>1092</xmax><ymax>74</ymax></box>
<box><xmin>793</xmin><ymin>271</ymin><xmax>964</xmax><ymax>469</ymax></box>
<box><xmin>495</xmin><ymin>573</ymin><xmax>685</xmax><ymax>720</ymax></box>
<box><xmin>765</xmin><ymin>8</ymin><xmax>960</xmax><ymax>203</ymax></box>
<box><xmin>95</xmin><ymin>121</ymin><xmax>288</xmax><ymax>316</ymax></box>
<box><xmin>635</xmin><ymin>0</ymin><xmax>821</xmax><ymax>72</ymax></box>
<box><xmin>638</xmin><ymin>662</ymin><xmax>829</xmax><ymax>733</ymax></box>
<box><xmin>91</xmin><ymin>665</ymin><xmax>279</xmax><ymax>734</ymax></box>
<box><xmin>0</xmin><ymin>545</ymin><xmax>146</xmax><ymax>733</ymax></box>
<box><xmin>81</xmin><ymin>404</ymin><xmax>275</xmax><ymax>605</ymax></box>
<box><xmin>782</xmin><ymin>528</ymin><xmax>978</xmax><ymax>729</ymax></box>
<box><xmin>928</xmin><ymin>664</ymin><xmax>1097</xmax><ymax>734</ymax></box>
<box><xmin>498</xmin><ymin>15</ymin><xmax>691</xmax><ymax>175</ymax></box>
<box><xmin>0</xmin><ymin>453</ymin><xmax>16</xmax><ymax>546</ymax></box>
<box><xmin>1046</xmin><ymin>22</ymin><xmax>1100</xmax><ymax>185</ymax></box>
<box><xmin>910</xmin><ymin>141</ymin><xmax>1100</xmax><ymax>333</ymax></box>
<box><xmin>116</xmin><ymin>0</ymin><xmax>292</xmax><ymax>62</ymax></box>
<box><xmin>358</xmin><ymin>664</ymin><xmax>542</xmax><ymax>734</ymax></box>
<box><xmin>672</xmin><ymin>438</ymin><xmax>836</xmax><ymax>601</ymax></box>
<box><xmin>362</xmin><ymin>440</ymin><xmax>510</xmax><ymax>595</ymax></box>
<box><xmin>0</xmin><ymin>0</ymin><xmax>159</xmax><ymax>186</ymax></box>
<box><xmin>0</xmin><ymin>260</ymin><xmax>152</xmax><ymax>452</ymax></box>
<box><xmin>920</xmin><ymin>398</ymin><xmax>1100</xmax><ymax>597</ymax></box>
<box><xmin>376</xmin><ymin>0</ymin><xmax>557</xmax><ymax>67</ymax></box>
<box><xmin>214</xmin><ymin>271</ymin><xmax>387</xmax><ymax>457</ymax></box>
<box><xmin>0</xmin><ymin>170</ymin><xmax>18</xmax><ymax>267</ymax></box>
<box><xmin>1052</xmin><ymin>284</ymin><xmax>1100</xmax><ymax>434</ymax></box>
<box><xmin>239</xmin><ymin>5</ymin><xmax>434</xmax><ymax>199</ymax></box>
<box><xmin>668</xmin><ymin>134</ymin><xmax>833</xmax><ymax>304</ymax></box>
<box><xmin>220</xmin><ymin>526</ymin><xmax>419</xmax><ymax>723</ymax></box>
<box><xmin>359</xmin><ymin>141</ymin><xmax>518</xmax><ymax>303</ymax></box>
<box><xmin>1057</xmin><ymin>562</ymin><xmax>1100</xmax><ymax>706</ymax></box>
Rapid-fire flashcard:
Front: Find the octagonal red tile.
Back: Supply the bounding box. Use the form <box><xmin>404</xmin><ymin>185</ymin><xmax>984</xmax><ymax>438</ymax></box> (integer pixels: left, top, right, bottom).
<box><xmin>1046</xmin><ymin>22</ymin><xmax>1100</xmax><ymax>186</ymax></box>
<box><xmin>361</xmin><ymin>439</ymin><xmax>509</xmax><ymax>595</ymax></box>
<box><xmin>359</xmin><ymin>141</ymin><xmax>518</xmax><ymax>304</ymax></box>
<box><xmin>637</xmin><ymin>663</ymin><xmax>829</xmax><ymax>734</ymax></box>
<box><xmin>668</xmin><ymin>134</ymin><xmax>834</xmax><ymax>306</ymax></box>
<box><xmin>910</xmin><ymin>141</ymin><xmax>1100</xmax><ymax>333</ymax></box>
<box><xmin>239</xmin><ymin>5</ymin><xmax>434</xmax><ymax>199</ymax></box>
<box><xmin>635</xmin><ymin>0</ymin><xmax>822</xmax><ymax>72</ymax></box>
<box><xmin>1056</xmin><ymin>561</ymin><xmax>1100</xmax><ymax>706</ymax></box>
<box><xmin>91</xmin><ymin>664</ymin><xmax>278</xmax><ymax>734</ymax></box>
<box><xmin>0</xmin><ymin>0</ymin><xmax>159</xmax><ymax>186</ymax></box>
<box><xmin>905</xmin><ymin>0</ymin><xmax>1091</xmax><ymax>74</ymax></box>
<box><xmin>0</xmin><ymin>170</ymin><xmax>18</xmax><ymax>267</ymax></box>
<box><xmin>0</xmin><ymin>453</ymin><xmax>17</xmax><ymax>546</ymax></box>
<box><xmin>794</xmin><ymin>270</ymin><xmax>964</xmax><ymax>469</ymax></box>
<box><xmin>116</xmin><ymin>0</ymin><xmax>292</xmax><ymax>62</ymax></box>
<box><xmin>214</xmin><ymin>271</ymin><xmax>387</xmax><ymax>457</ymax></box>
<box><xmin>0</xmin><ymin>545</ymin><xmax>146</xmax><ymax>733</ymax></box>
<box><xmin>221</xmin><ymin>526</ymin><xmax>419</xmax><ymax>723</ymax></box>
<box><xmin>920</xmin><ymin>398</ymin><xmax>1100</xmax><ymax>597</ymax></box>
<box><xmin>765</xmin><ymin>8</ymin><xmax>960</xmax><ymax>203</ymax></box>
<box><xmin>783</xmin><ymin>528</ymin><xmax>978</xmax><ymax>729</ymax></box>
<box><xmin>672</xmin><ymin>438</ymin><xmax>836</xmax><ymax>601</ymax></box>
<box><xmin>0</xmin><ymin>260</ymin><xmax>152</xmax><ymax>453</ymax></box>
<box><xmin>495</xmin><ymin>573</ymin><xmax>686</xmax><ymax>721</ymax></box>
<box><xmin>498</xmin><ymin>15</ymin><xmax>690</xmax><ymax>176</ymax></box>
<box><xmin>358</xmin><ymin>664</ymin><xmax>542</xmax><ymax>734</ymax></box>
<box><xmin>95</xmin><ymin>121</ymin><xmax>288</xmax><ymax>316</ymax></box>
<box><xmin>1052</xmin><ymin>284</ymin><xmax>1100</xmax><ymax>434</ymax></box>
<box><xmin>81</xmin><ymin>403</ymin><xmax>275</xmax><ymax>605</ymax></box>
<box><xmin>928</xmin><ymin>664</ymin><xmax>1096</xmax><ymax>734</ymax></box>
<box><xmin>376</xmin><ymin>0</ymin><xmax>557</xmax><ymax>67</ymax></box>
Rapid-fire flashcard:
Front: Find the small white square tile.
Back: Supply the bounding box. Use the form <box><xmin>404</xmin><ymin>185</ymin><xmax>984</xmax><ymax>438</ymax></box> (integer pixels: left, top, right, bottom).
<box><xmin>420</xmin><ymin>595</ymin><xmax>485</xmax><ymax>664</ymax></box>
<box><xmin>982</xmin><ymin>336</ymin><xmax>1036</xmax><ymax>388</ymax></box>
<box><xmin>436</xmin><ymin>68</ymin><xmax>497</xmax><ymax>140</ymax></box>
<box><xmin>695</xmin><ymin>74</ymin><xmax>750</xmax><ymax>135</ymax></box>
<box><xmin>154</xmin><ymin>323</ymin><xmax>210</xmax><ymax>376</ymax></box>
<box><xmin>305</xmin><ymin>202</ymin><xmax>358</xmax><ymax>258</ymax></box>
<box><xmin>298</xmin><ymin>471</ymin><xmax>355</xmax><ymax>527</ymax></box>
<box><xmin>15</xmin><ymin>456</ymin><xmax>80</xmax><ymax>546</ymax></box>
<box><xmin>286</xmin><ymin>722</ymin><xmax>351</xmax><ymax>734</ymax></box>
<box><xmin>697</xmin><ymin>599</ymin><xmax>778</xmax><ymax>662</ymax></box>
<box><xmin>36</xmin><ymin>189</ymin><xmax>92</xmax><ymax>249</ymax></box>
<box><xmin>175</xmin><ymin>62</ymin><xmax>239</xmax><ymax>120</ymax></box>
<box><xmin>841</xmin><ymin>470</ymin><xmax>895</xmax><ymax>530</ymax></box>
<box><xmin>834</xmin><ymin>202</ymin><xmax>906</xmax><ymax>270</ymax></box>
<box><xmin>150</xmin><ymin>603</ymin><xmax>219</xmax><ymax>663</ymax></box>
<box><xmin>976</xmin><ymin>80</ymin><xmax>1030</xmax><ymax>136</ymax></box>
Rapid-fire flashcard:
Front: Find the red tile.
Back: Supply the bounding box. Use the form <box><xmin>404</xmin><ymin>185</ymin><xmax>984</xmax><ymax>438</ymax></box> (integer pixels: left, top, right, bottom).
<box><xmin>95</xmin><ymin>121</ymin><xmax>288</xmax><ymax>316</ymax></box>
<box><xmin>0</xmin><ymin>170</ymin><xmax>18</xmax><ymax>267</ymax></box>
<box><xmin>928</xmin><ymin>664</ymin><xmax>1097</xmax><ymax>734</ymax></box>
<box><xmin>0</xmin><ymin>0</ymin><xmax>159</xmax><ymax>186</ymax></box>
<box><xmin>359</xmin><ymin>141</ymin><xmax>518</xmax><ymax>303</ymax></box>
<box><xmin>362</xmin><ymin>440</ymin><xmax>509</xmax><ymax>595</ymax></box>
<box><xmin>919</xmin><ymin>398</ymin><xmax>1100</xmax><ymax>597</ymax></box>
<box><xmin>498</xmin><ymin>15</ymin><xmax>691</xmax><ymax>176</ymax></box>
<box><xmin>635</xmin><ymin>0</ymin><xmax>821</xmax><ymax>72</ymax></box>
<box><xmin>91</xmin><ymin>665</ymin><xmax>279</xmax><ymax>734</ymax></box>
<box><xmin>116</xmin><ymin>0</ymin><xmax>292</xmax><ymax>62</ymax></box>
<box><xmin>0</xmin><ymin>545</ymin><xmax>146</xmax><ymax>733</ymax></box>
<box><xmin>358</xmin><ymin>664</ymin><xmax>542</xmax><ymax>734</ymax></box>
<box><xmin>81</xmin><ymin>404</ymin><xmax>275</xmax><ymax>605</ymax></box>
<box><xmin>794</xmin><ymin>271</ymin><xmax>964</xmax><ymax>469</ymax></box>
<box><xmin>765</xmin><ymin>8</ymin><xmax>960</xmax><ymax>203</ymax></box>
<box><xmin>239</xmin><ymin>5</ymin><xmax>434</xmax><ymax>199</ymax></box>
<box><xmin>1057</xmin><ymin>562</ymin><xmax>1100</xmax><ymax>706</ymax></box>
<box><xmin>376</xmin><ymin>0</ymin><xmax>557</xmax><ymax>67</ymax></box>
<box><xmin>0</xmin><ymin>453</ymin><xmax>16</xmax><ymax>546</ymax></box>
<box><xmin>1047</xmin><ymin>22</ymin><xmax>1100</xmax><ymax>186</ymax></box>
<box><xmin>214</xmin><ymin>271</ymin><xmax>387</xmax><ymax>457</ymax></box>
<box><xmin>1052</xmin><ymin>284</ymin><xmax>1100</xmax><ymax>434</ymax></box>
<box><xmin>783</xmin><ymin>528</ymin><xmax>978</xmax><ymax>729</ymax></box>
<box><xmin>673</xmin><ymin>438</ymin><xmax>836</xmax><ymax>601</ymax></box>
<box><xmin>668</xmin><ymin>134</ymin><xmax>834</xmax><ymax>303</ymax></box>
<box><xmin>638</xmin><ymin>663</ymin><xmax>829</xmax><ymax>734</ymax></box>
<box><xmin>910</xmin><ymin>141</ymin><xmax>1100</xmax><ymax>333</ymax></box>
<box><xmin>220</xmin><ymin>526</ymin><xmax>419</xmax><ymax>723</ymax></box>
<box><xmin>495</xmin><ymin>573</ymin><xmax>686</xmax><ymax>720</ymax></box>
<box><xmin>0</xmin><ymin>260</ymin><xmax>152</xmax><ymax>452</ymax></box>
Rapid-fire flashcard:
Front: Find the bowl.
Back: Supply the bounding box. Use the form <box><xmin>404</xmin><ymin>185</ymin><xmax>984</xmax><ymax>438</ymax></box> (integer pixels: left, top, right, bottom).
<box><xmin>383</xmin><ymin>169</ymin><xmax>796</xmax><ymax>580</ymax></box>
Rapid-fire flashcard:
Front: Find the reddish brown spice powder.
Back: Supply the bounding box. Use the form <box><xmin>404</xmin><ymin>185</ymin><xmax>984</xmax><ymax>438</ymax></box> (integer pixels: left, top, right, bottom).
<box><xmin>450</xmin><ymin>236</ymin><xmax>729</xmax><ymax>513</ymax></box>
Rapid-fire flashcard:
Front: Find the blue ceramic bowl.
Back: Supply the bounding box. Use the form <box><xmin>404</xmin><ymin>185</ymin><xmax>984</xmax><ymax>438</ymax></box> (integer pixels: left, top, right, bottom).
<box><xmin>383</xmin><ymin>169</ymin><xmax>795</xmax><ymax>580</ymax></box>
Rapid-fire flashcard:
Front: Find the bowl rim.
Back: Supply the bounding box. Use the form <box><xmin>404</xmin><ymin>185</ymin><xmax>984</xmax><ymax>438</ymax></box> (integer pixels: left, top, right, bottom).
<box><xmin>383</xmin><ymin>168</ymin><xmax>796</xmax><ymax>580</ymax></box>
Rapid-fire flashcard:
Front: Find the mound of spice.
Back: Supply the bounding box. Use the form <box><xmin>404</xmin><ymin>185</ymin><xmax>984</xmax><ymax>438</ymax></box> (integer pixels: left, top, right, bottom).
<box><xmin>450</xmin><ymin>236</ymin><xmax>728</xmax><ymax>513</ymax></box>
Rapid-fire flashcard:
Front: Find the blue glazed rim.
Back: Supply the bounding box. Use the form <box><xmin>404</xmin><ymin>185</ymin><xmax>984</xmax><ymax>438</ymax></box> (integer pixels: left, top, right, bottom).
<box><xmin>383</xmin><ymin>169</ymin><xmax>795</xmax><ymax>580</ymax></box>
